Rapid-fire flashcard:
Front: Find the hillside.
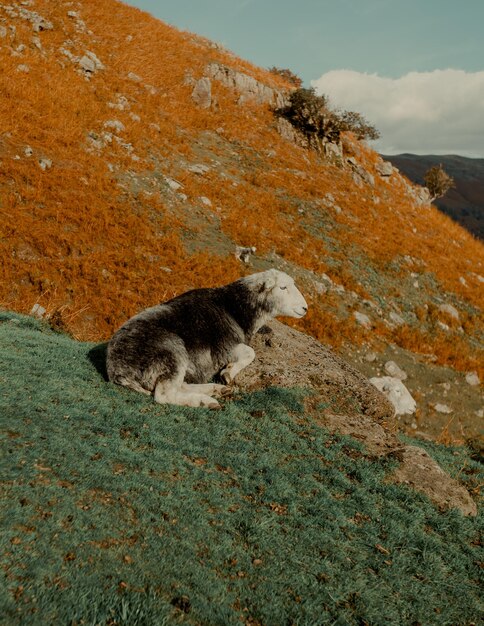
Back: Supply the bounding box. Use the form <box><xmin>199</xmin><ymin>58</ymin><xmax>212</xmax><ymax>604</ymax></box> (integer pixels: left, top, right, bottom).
<box><xmin>0</xmin><ymin>312</ymin><xmax>482</xmax><ymax>625</ymax></box>
<box><xmin>382</xmin><ymin>154</ymin><xmax>484</xmax><ymax>240</ymax></box>
<box><xmin>0</xmin><ymin>0</ymin><xmax>483</xmax><ymax>442</ymax></box>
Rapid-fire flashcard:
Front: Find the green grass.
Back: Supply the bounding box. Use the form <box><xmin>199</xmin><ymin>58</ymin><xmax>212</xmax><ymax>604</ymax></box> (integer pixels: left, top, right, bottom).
<box><xmin>0</xmin><ymin>311</ymin><xmax>482</xmax><ymax>625</ymax></box>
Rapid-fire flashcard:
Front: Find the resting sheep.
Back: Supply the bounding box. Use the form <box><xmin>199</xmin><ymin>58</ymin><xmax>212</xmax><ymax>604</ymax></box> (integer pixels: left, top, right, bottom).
<box><xmin>106</xmin><ymin>269</ymin><xmax>307</xmax><ymax>408</ymax></box>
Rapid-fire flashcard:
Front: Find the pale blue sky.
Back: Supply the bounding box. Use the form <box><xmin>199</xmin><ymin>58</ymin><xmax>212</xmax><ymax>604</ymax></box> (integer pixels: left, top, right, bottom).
<box><xmin>126</xmin><ymin>0</ymin><xmax>484</xmax><ymax>83</ymax></box>
<box><xmin>124</xmin><ymin>1</ymin><xmax>484</xmax><ymax>155</ymax></box>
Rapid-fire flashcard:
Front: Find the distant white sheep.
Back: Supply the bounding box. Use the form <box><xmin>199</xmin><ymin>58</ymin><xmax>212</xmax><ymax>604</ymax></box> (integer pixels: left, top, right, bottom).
<box><xmin>106</xmin><ymin>269</ymin><xmax>307</xmax><ymax>408</ymax></box>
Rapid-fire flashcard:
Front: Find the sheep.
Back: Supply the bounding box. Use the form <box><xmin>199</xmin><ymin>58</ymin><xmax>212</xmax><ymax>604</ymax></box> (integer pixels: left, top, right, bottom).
<box><xmin>106</xmin><ymin>269</ymin><xmax>308</xmax><ymax>408</ymax></box>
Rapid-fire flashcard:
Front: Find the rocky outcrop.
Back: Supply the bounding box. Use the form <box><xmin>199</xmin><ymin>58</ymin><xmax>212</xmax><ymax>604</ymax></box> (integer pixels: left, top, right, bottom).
<box><xmin>60</xmin><ymin>47</ymin><xmax>104</xmax><ymax>78</ymax></box>
<box><xmin>347</xmin><ymin>156</ymin><xmax>375</xmax><ymax>186</ymax></box>
<box><xmin>0</xmin><ymin>4</ymin><xmax>53</xmax><ymax>32</ymax></box>
<box><xmin>406</xmin><ymin>183</ymin><xmax>431</xmax><ymax>207</ymax></box>
<box><xmin>236</xmin><ymin>321</ymin><xmax>476</xmax><ymax>516</ymax></box>
<box><xmin>206</xmin><ymin>63</ymin><xmax>287</xmax><ymax>108</ymax></box>
<box><xmin>275</xmin><ymin>117</ymin><xmax>307</xmax><ymax>148</ymax></box>
<box><xmin>237</xmin><ymin>320</ymin><xmax>395</xmax><ymax>422</ymax></box>
<box><xmin>191</xmin><ymin>77</ymin><xmax>212</xmax><ymax>109</ymax></box>
<box><xmin>375</xmin><ymin>158</ymin><xmax>394</xmax><ymax>177</ymax></box>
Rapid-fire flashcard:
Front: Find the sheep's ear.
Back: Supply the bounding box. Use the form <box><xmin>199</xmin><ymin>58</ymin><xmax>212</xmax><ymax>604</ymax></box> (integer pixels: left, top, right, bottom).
<box><xmin>259</xmin><ymin>273</ymin><xmax>277</xmax><ymax>293</ymax></box>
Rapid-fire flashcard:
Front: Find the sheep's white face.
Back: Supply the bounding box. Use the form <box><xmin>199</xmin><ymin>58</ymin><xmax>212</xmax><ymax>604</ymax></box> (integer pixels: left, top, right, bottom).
<box><xmin>271</xmin><ymin>272</ymin><xmax>308</xmax><ymax>318</ymax></box>
<box><xmin>256</xmin><ymin>270</ymin><xmax>308</xmax><ymax>319</ymax></box>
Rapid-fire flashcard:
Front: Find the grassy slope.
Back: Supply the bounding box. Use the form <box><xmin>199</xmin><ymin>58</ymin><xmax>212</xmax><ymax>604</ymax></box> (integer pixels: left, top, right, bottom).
<box><xmin>1</xmin><ymin>312</ymin><xmax>482</xmax><ymax>625</ymax></box>
<box><xmin>0</xmin><ymin>0</ymin><xmax>483</xmax><ymax>381</ymax></box>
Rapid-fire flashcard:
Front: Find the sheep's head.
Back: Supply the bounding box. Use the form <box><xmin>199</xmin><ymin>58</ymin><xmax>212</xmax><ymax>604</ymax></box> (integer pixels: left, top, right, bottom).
<box><xmin>250</xmin><ymin>269</ymin><xmax>308</xmax><ymax>319</ymax></box>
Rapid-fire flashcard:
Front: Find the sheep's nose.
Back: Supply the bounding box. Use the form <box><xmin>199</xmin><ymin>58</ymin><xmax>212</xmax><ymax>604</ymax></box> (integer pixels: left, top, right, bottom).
<box><xmin>302</xmin><ymin>305</ymin><xmax>308</xmax><ymax>313</ymax></box>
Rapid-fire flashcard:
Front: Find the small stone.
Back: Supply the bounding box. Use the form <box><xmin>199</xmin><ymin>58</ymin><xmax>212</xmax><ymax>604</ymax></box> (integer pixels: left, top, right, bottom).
<box><xmin>108</xmin><ymin>95</ymin><xmax>129</xmax><ymax>111</ymax></box>
<box><xmin>165</xmin><ymin>177</ymin><xmax>182</xmax><ymax>191</ymax></box>
<box><xmin>187</xmin><ymin>163</ymin><xmax>210</xmax><ymax>175</ymax></box>
<box><xmin>370</xmin><ymin>377</ymin><xmax>416</xmax><ymax>415</ymax></box>
<box><xmin>465</xmin><ymin>372</ymin><xmax>480</xmax><ymax>386</ymax></box>
<box><xmin>354</xmin><ymin>311</ymin><xmax>372</xmax><ymax>329</ymax></box>
<box><xmin>16</xmin><ymin>64</ymin><xmax>30</xmax><ymax>73</ymax></box>
<box><xmin>38</xmin><ymin>158</ymin><xmax>52</xmax><ymax>170</ymax></box>
<box><xmin>433</xmin><ymin>403</ymin><xmax>452</xmax><ymax>414</ymax></box>
<box><xmin>127</xmin><ymin>72</ymin><xmax>141</xmax><ymax>82</ymax></box>
<box><xmin>78</xmin><ymin>51</ymin><xmax>104</xmax><ymax>74</ymax></box>
<box><xmin>389</xmin><ymin>312</ymin><xmax>405</xmax><ymax>326</ymax></box>
<box><xmin>200</xmin><ymin>196</ymin><xmax>212</xmax><ymax>206</ymax></box>
<box><xmin>314</xmin><ymin>281</ymin><xmax>328</xmax><ymax>295</ymax></box>
<box><xmin>364</xmin><ymin>352</ymin><xmax>377</xmax><ymax>363</ymax></box>
<box><xmin>438</xmin><ymin>303</ymin><xmax>459</xmax><ymax>320</ymax></box>
<box><xmin>376</xmin><ymin>160</ymin><xmax>393</xmax><ymax>177</ymax></box>
<box><xmin>384</xmin><ymin>361</ymin><xmax>407</xmax><ymax>380</ymax></box>
<box><xmin>24</xmin><ymin>146</ymin><xmax>33</xmax><ymax>157</ymax></box>
<box><xmin>437</xmin><ymin>321</ymin><xmax>450</xmax><ymax>332</ymax></box>
<box><xmin>30</xmin><ymin>303</ymin><xmax>46</xmax><ymax>318</ymax></box>
<box><xmin>104</xmin><ymin>119</ymin><xmax>125</xmax><ymax>133</ymax></box>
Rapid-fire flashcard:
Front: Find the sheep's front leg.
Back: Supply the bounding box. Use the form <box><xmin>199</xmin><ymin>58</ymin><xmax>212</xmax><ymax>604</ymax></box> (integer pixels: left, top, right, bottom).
<box><xmin>220</xmin><ymin>344</ymin><xmax>255</xmax><ymax>384</ymax></box>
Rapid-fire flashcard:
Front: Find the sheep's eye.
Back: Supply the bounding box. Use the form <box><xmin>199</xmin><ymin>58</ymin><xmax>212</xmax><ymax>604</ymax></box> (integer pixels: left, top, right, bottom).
<box><xmin>280</xmin><ymin>286</ymin><xmax>287</xmax><ymax>290</ymax></box>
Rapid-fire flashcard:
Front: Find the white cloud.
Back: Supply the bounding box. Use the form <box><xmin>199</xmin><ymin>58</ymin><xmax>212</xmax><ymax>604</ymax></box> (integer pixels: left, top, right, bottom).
<box><xmin>311</xmin><ymin>69</ymin><xmax>484</xmax><ymax>157</ymax></box>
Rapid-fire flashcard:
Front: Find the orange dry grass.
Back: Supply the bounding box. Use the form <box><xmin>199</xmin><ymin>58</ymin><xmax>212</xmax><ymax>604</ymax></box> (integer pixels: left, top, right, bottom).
<box><xmin>1</xmin><ymin>0</ymin><xmax>483</xmax><ymax>380</ymax></box>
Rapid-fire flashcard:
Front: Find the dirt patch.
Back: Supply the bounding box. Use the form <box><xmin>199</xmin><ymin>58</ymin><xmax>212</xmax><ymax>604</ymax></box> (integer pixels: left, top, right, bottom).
<box><xmin>391</xmin><ymin>445</ymin><xmax>477</xmax><ymax>517</ymax></box>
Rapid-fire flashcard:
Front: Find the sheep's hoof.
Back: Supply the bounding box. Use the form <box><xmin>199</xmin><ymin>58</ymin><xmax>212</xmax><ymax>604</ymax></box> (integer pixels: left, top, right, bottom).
<box><xmin>220</xmin><ymin>385</ymin><xmax>233</xmax><ymax>398</ymax></box>
<box><xmin>212</xmin><ymin>384</ymin><xmax>231</xmax><ymax>397</ymax></box>
<box><xmin>220</xmin><ymin>369</ymin><xmax>233</xmax><ymax>385</ymax></box>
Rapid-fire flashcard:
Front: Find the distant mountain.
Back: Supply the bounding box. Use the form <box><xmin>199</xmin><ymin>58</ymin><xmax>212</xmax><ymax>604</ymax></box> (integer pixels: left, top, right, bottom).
<box><xmin>381</xmin><ymin>154</ymin><xmax>484</xmax><ymax>239</ymax></box>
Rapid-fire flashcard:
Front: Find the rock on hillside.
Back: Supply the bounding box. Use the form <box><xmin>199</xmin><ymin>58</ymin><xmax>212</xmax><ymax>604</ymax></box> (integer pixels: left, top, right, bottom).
<box><xmin>237</xmin><ymin>321</ymin><xmax>477</xmax><ymax>516</ymax></box>
<box><xmin>238</xmin><ymin>321</ymin><xmax>394</xmax><ymax>422</ymax></box>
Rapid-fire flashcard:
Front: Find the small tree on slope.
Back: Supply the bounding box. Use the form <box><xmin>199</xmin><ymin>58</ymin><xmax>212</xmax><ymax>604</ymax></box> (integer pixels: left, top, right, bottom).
<box><xmin>424</xmin><ymin>164</ymin><xmax>455</xmax><ymax>202</ymax></box>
